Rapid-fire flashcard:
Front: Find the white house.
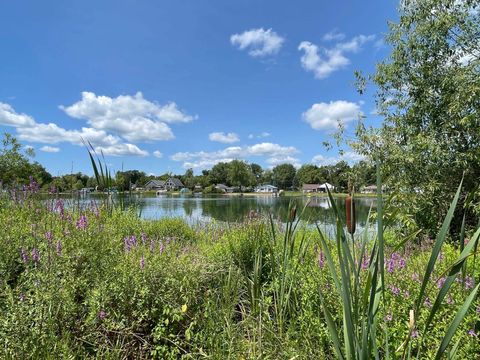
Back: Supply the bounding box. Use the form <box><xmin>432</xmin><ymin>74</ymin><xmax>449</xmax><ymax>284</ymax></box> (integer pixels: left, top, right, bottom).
<box><xmin>255</xmin><ymin>184</ymin><xmax>278</xmax><ymax>193</ymax></box>
<box><xmin>319</xmin><ymin>183</ymin><xmax>335</xmax><ymax>192</ymax></box>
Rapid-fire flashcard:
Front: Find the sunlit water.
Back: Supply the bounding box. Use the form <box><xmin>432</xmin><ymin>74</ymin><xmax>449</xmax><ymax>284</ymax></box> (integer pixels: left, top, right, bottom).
<box><xmin>57</xmin><ymin>193</ymin><xmax>377</xmax><ymax>238</ymax></box>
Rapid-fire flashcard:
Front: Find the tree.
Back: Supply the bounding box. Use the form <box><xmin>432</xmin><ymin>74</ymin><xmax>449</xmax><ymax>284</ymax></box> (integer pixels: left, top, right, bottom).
<box><xmin>227</xmin><ymin>160</ymin><xmax>253</xmax><ymax>190</ymax></box>
<box><xmin>354</xmin><ymin>0</ymin><xmax>480</xmax><ymax>234</ymax></box>
<box><xmin>272</xmin><ymin>163</ymin><xmax>296</xmax><ymax>190</ymax></box>
<box><xmin>294</xmin><ymin>164</ymin><xmax>321</xmax><ymax>186</ymax></box>
<box><xmin>209</xmin><ymin>162</ymin><xmax>229</xmax><ymax>185</ymax></box>
<box><xmin>250</xmin><ymin>163</ymin><xmax>263</xmax><ymax>185</ymax></box>
<box><xmin>0</xmin><ymin>133</ymin><xmax>53</xmax><ymax>187</ymax></box>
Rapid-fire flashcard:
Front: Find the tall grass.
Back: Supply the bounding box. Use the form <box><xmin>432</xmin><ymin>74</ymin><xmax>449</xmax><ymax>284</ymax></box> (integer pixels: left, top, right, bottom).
<box><xmin>316</xmin><ymin>162</ymin><xmax>480</xmax><ymax>359</ymax></box>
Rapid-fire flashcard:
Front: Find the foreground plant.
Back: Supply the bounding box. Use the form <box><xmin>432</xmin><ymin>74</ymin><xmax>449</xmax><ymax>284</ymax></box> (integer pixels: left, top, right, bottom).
<box><xmin>317</xmin><ymin>164</ymin><xmax>479</xmax><ymax>359</ymax></box>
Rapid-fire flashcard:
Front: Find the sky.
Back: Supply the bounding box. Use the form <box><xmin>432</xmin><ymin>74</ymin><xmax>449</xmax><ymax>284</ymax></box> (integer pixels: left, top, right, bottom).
<box><xmin>0</xmin><ymin>0</ymin><xmax>397</xmax><ymax>176</ymax></box>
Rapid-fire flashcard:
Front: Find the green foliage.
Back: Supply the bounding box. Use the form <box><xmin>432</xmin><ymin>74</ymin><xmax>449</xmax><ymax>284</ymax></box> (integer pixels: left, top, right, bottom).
<box><xmin>354</xmin><ymin>0</ymin><xmax>480</xmax><ymax>234</ymax></box>
<box><xmin>272</xmin><ymin>163</ymin><xmax>296</xmax><ymax>189</ymax></box>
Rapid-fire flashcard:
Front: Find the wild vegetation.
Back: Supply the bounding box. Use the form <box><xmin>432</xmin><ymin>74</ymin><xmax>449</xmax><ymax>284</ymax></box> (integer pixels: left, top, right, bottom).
<box><xmin>0</xmin><ymin>178</ymin><xmax>479</xmax><ymax>358</ymax></box>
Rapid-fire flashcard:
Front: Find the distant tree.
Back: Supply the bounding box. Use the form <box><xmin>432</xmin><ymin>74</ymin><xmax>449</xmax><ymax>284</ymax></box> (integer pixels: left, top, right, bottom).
<box><xmin>260</xmin><ymin>170</ymin><xmax>273</xmax><ymax>185</ymax></box>
<box><xmin>183</xmin><ymin>168</ymin><xmax>195</xmax><ymax>189</ymax></box>
<box><xmin>272</xmin><ymin>163</ymin><xmax>296</xmax><ymax>190</ymax></box>
<box><xmin>227</xmin><ymin>160</ymin><xmax>253</xmax><ymax>190</ymax></box>
<box><xmin>294</xmin><ymin>164</ymin><xmax>321</xmax><ymax>186</ymax></box>
<box><xmin>250</xmin><ymin>163</ymin><xmax>263</xmax><ymax>185</ymax></box>
<box><xmin>209</xmin><ymin>162</ymin><xmax>229</xmax><ymax>185</ymax></box>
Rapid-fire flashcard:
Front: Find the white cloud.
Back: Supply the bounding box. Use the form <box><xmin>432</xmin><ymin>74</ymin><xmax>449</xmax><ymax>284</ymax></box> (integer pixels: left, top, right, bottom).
<box><xmin>60</xmin><ymin>91</ymin><xmax>195</xmax><ymax>142</ymax></box>
<box><xmin>153</xmin><ymin>150</ymin><xmax>163</xmax><ymax>158</ymax></box>
<box><xmin>266</xmin><ymin>155</ymin><xmax>301</xmax><ymax>168</ymax></box>
<box><xmin>1</xmin><ymin>102</ymin><xmax>149</xmax><ymax>157</ymax></box>
<box><xmin>40</xmin><ymin>146</ymin><xmax>60</xmax><ymax>153</ymax></box>
<box><xmin>303</xmin><ymin>100</ymin><xmax>362</xmax><ymax>130</ymax></box>
<box><xmin>323</xmin><ymin>30</ymin><xmax>345</xmax><ymax>42</ymax></box>
<box><xmin>0</xmin><ymin>103</ymin><xmax>36</xmax><ymax>127</ymax></box>
<box><xmin>312</xmin><ymin>151</ymin><xmax>365</xmax><ymax>166</ymax></box>
<box><xmin>171</xmin><ymin>142</ymin><xmax>300</xmax><ymax>169</ymax></box>
<box><xmin>208</xmin><ymin>132</ymin><xmax>240</xmax><ymax>144</ymax></box>
<box><xmin>298</xmin><ymin>34</ymin><xmax>375</xmax><ymax>79</ymax></box>
<box><xmin>230</xmin><ymin>28</ymin><xmax>284</xmax><ymax>57</ymax></box>
<box><xmin>95</xmin><ymin>144</ymin><xmax>149</xmax><ymax>157</ymax></box>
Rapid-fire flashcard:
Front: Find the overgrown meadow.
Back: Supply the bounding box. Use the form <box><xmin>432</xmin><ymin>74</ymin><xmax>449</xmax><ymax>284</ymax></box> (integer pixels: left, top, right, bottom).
<box><xmin>0</xmin><ymin>183</ymin><xmax>479</xmax><ymax>359</ymax></box>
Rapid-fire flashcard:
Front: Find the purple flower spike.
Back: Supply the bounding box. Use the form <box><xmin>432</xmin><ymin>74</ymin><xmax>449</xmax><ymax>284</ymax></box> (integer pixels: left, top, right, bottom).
<box><xmin>31</xmin><ymin>248</ymin><xmax>40</xmax><ymax>263</ymax></box>
<box><xmin>318</xmin><ymin>250</ymin><xmax>325</xmax><ymax>269</ymax></box>
<box><xmin>21</xmin><ymin>248</ymin><xmax>29</xmax><ymax>263</ymax></box>
<box><xmin>76</xmin><ymin>214</ymin><xmax>88</xmax><ymax>230</ymax></box>
<box><xmin>141</xmin><ymin>233</ymin><xmax>147</xmax><ymax>245</ymax></box>
<box><xmin>56</xmin><ymin>240</ymin><xmax>62</xmax><ymax>256</ymax></box>
<box><xmin>140</xmin><ymin>255</ymin><xmax>145</xmax><ymax>269</ymax></box>
<box><xmin>45</xmin><ymin>231</ymin><xmax>53</xmax><ymax>245</ymax></box>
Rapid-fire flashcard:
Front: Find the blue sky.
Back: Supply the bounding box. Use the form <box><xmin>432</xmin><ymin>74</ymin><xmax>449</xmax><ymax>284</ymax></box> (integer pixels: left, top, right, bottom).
<box><xmin>0</xmin><ymin>0</ymin><xmax>397</xmax><ymax>176</ymax></box>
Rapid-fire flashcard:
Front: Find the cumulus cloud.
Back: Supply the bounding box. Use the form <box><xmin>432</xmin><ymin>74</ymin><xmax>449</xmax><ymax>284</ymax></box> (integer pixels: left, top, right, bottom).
<box><xmin>60</xmin><ymin>91</ymin><xmax>195</xmax><ymax>142</ymax></box>
<box><xmin>153</xmin><ymin>150</ymin><xmax>163</xmax><ymax>158</ymax></box>
<box><xmin>298</xmin><ymin>34</ymin><xmax>375</xmax><ymax>79</ymax></box>
<box><xmin>40</xmin><ymin>146</ymin><xmax>60</xmax><ymax>153</ymax></box>
<box><xmin>171</xmin><ymin>142</ymin><xmax>299</xmax><ymax>169</ymax></box>
<box><xmin>1</xmin><ymin>102</ymin><xmax>149</xmax><ymax>157</ymax></box>
<box><xmin>95</xmin><ymin>143</ymin><xmax>149</xmax><ymax>157</ymax></box>
<box><xmin>0</xmin><ymin>103</ymin><xmax>36</xmax><ymax>127</ymax></box>
<box><xmin>230</xmin><ymin>28</ymin><xmax>284</xmax><ymax>57</ymax></box>
<box><xmin>302</xmin><ymin>100</ymin><xmax>362</xmax><ymax>130</ymax></box>
<box><xmin>209</xmin><ymin>132</ymin><xmax>240</xmax><ymax>144</ymax></box>
<box><xmin>312</xmin><ymin>151</ymin><xmax>365</xmax><ymax>166</ymax></box>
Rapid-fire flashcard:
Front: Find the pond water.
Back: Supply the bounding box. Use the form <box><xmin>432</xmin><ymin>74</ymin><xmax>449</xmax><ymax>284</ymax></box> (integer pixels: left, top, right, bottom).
<box><xmin>62</xmin><ymin>193</ymin><xmax>377</xmax><ymax>236</ymax></box>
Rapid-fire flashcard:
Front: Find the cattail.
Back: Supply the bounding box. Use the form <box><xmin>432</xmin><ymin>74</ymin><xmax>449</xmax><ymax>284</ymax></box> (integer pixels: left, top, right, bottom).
<box><xmin>289</xmin><ymin>206</ymin><xmax>297</xmax><ymax>222</ymax></box>
<box><xmin>345</xmin><ymin>195</ymin><xmax>356</xmax><ymax>234</ymax></box>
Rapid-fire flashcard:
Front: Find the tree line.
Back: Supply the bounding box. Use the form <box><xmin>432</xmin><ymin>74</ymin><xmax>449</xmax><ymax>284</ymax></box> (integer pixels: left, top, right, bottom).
<box><xmin>0</xmin><ymin>133</ymin><xmax>375</xmax><ymax>193</ymax></box>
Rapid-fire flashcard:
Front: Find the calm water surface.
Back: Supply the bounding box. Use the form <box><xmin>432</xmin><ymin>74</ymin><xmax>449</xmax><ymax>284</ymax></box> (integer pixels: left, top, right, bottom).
<box><xmin>66</xmin><ymin>193</ymin><xmax>376</xmax><ymax>235</ymax></box>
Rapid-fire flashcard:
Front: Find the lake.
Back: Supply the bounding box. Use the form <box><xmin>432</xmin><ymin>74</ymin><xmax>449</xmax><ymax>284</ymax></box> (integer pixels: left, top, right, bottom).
<box><xmin>62</xmin><ymin>193</ymin><xmax>377</xmax><ymax>235</ymax></box>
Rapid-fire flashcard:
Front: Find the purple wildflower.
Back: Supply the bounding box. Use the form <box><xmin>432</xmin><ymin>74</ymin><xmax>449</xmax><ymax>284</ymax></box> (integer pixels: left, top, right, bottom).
<box><xmin>404</xmin><ymin>290</ymin><xmax>410</xmax><ymax>298</ymax></box>
<box><xmin>45</xmin><ymin>231</ymin><xmax>53</xmax><ymax>245</ymax></box>
<box><xmin>149</xmin><ymin>239</ymin><xmax>155</xmax><ymax>252</ymax></box>
<box><xmin>140</xmin><ymin>255</ymin><xmax>145</xmax><ymax>269</ymax></box>
<box><xmin>437</xmin><ymin>277</ymin><xmax>446</xmax><ymax>289</ymax></box>
<box><xmin>464</xmin><ymin>276</ymin><xmax>475</xmax><ymax>290</ymax></box>
<box><xmin>386</xmin><ymin>259</ymin><xmax>395</xmax><ymax>273</ymax></box>
<box><xmin>361</xmin><ymin>256</ymin><xmax>369</xmax><ymax>270</ymax></box>
<box><xmin>412</xmin><ymin>272</ymin><xmax>420</xmax><ymax>283</ymax></box>
<box><xmin>141</xmin><ymin>233</ymin><xmax>147</xmax><ymax>245</ymax></box>
<box><xmin>159</xmin><ymin>241</ymin><xmax>165</xmax><ymax>254</ymax></box>
<box><xmin>424</xmin><ymin>297</ymin><xmax>432</xmax><ymax>308</ymax></box>
<box><xmin>98</xmin><ymin>310</ymin><xmax>106</xmax><ymax>320</ymax></box>
<box><xmin>389</xmin><ymin>285</ymin><xmax>400</xmax><ymax>296</ymax></box>
<box><xmin>20</xmin><ymin>248</ymin><xmax>29</xmax><ymax>263</ymax></box>
<box><xmin>468</xmin><ymin>329</ymin><xmax>477</xmax><ymax>337</ymax></box>
<box><xmin>19</xmin><ymin>293</ymin><xmax>25</xmax><ymax>302</ymax></box>
<box><xmin>385</xmin><ymin>313</ymin><xmax>393</xmax><ymax>322</ymax></box>
<box><xmin>76</xmin><ymin>214</ymin><xmax>88</xmax><ymax>230</ymax></box>
<box><xmin>56</xmin><ymin>240</ymin><xmax>62</xmax><ymax>256</ymax></box>
<box><xmin>318</xmin><ymin>250</ymin><xmax>325</xmax><ymax>269</ymax></box>
<box><xmin>411</xmin><ymin>329</ymin><xmax>419</xmax><ymax>338</ymax></box>
<box><xmin>446</xmin><ymin>295</ymin><xmax>454</xmax><ymax>305</ymax></box>
<box><xmin>31</xmin><ymin>248</ymin><xmax>40</xmax><ymax>263</ymax></box>
<box><xmin>397</xmin><ymin>257</ymin><xmax>406</xmax><ymax>269</ymax></box>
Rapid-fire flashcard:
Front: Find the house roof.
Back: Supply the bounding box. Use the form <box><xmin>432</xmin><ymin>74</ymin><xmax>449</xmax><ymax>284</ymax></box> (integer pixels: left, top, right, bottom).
<box><xmin>145</xmin><ymin>180</ymin><xmax>166</xmax><ymax>187</ymax></box>
<box><xmin>167</xmin><ymin>177</ymin><xmax>184</xmax><ymax>187</ymax></box>
<box><xmin>302</xmin><ymin>184</ymin><xmax>321</xmax><ymax>190</ymax></box>
<box><xmin>319</xmin><ymin>182</ymin><xmax>334</xmax><ymax>189</ymax></box>
<box><xmin>257</xmin><ymin>184</ymin><xmax>278</xmax><ymax>189</ymax></box>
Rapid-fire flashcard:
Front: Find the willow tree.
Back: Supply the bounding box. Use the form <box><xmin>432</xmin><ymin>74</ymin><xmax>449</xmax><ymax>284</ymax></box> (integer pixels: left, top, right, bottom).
<box><xmin>355</xmin><ymin>0</ymin><xmax>480</xmax><ymax>234</ymax></box>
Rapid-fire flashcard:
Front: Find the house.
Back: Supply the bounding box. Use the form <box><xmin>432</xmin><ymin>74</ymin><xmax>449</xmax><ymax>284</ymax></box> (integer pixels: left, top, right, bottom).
<box><xmin>302</xmin><ymin>184</ymin><xmax>322</xmax><ymax>193</ymax></box>
<box><xmin>165</xmin><ymin>177</ymin><xmax>184</xmax><ymax>190</ymax></box>
<box><xmin>215</xmin><ymin>184</ymin><xmax>235</xmax><ymax>193</ymax></box>
<box><xmin>144</xmin><ymin>179</ymin><xmax>166</xmax><ymax>190</ymax></box>
<box><xmin>362</xmin><ymin>185</ymin><xmax>377</xmax><ymax>194</ymax></box>
<box><xmin>255</xmin><ymin>184</ymin><xmax>278</xmax><ymax>193</ymax></box>
<box><xmin>319</xmin><ymin>183</ymin><xmax>335</xmax><ymax>192</ymax></box>
<box><xmin>302</xmin><ymin>183</ymin><xmax>335</xmax><ymax>193</ymax></box>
